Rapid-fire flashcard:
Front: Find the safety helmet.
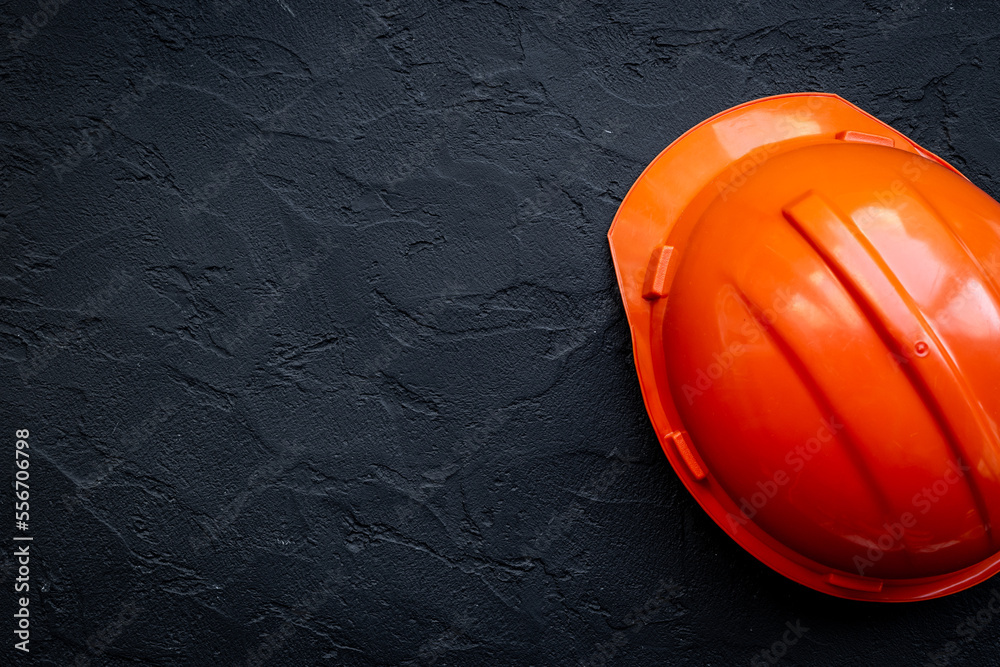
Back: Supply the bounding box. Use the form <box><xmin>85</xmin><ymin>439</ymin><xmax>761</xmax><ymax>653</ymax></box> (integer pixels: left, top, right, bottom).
<box><xmin>608</xmin><ymin>93</ymin><xmax>1000</xmax><ymax>601</ymax></box>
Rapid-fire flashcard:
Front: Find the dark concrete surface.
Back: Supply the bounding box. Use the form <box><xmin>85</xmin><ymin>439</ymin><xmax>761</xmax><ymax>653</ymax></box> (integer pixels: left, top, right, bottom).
<box><xmin>3</xmin><ymin>0</ymin><xmax>1000</xmax><ymax>664</ymax></box>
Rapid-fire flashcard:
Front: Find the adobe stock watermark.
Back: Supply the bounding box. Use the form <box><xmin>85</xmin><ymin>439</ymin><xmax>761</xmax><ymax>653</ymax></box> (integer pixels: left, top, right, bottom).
<box><xmin>356</xmin><ymin>286</ymin><xmax>514</xmax><ymax>530</ymax></box>
<box><xmin>680</xmin><ymin>285</ymin><xmax>795</xmax><ymax>405</ymax></box>
<box><xmin>524</xmin><ymin>454</ymin><xmax>628</xmax><ymax>559</ymax></box>
<box><xmin>749</xmin><ymin>619</ymin><xmax>810</xmax><ymax>666</ymax></box>
<box><xmin>716</xmin><ymin>96</ymin><xmax>937</xmax><ymax>204</ymax></box>
<box><xmin>61</xmin><ymin>398</ymin><xmax>179</xmax><ymax>514</ymax></box>
<box><xmin>725</xmin><ymin>416</ymin><xmax>844</xmax><ymax>534</ymax></box>
<box><xmin>415</xmin><ymin>612</ymin><xmax>474</xmax><ymax>666</ymax></box>
<box><xmin>853</xmin><ymin>458</ymin><xmax>971</xmax><ymax>576</ymax></box>
<box><xmin>891</xmin><ymin>250</ymin><xmax>1000</xmax><ymax>346</ymax></box>
<box><xmin>923</xmin><ymin>587</ymin><xmax>1000</xmax><ymax>667</ymax></box>
<box><xmin>20</xmin><ymin>270</ymin><xmax>135</xmax><ymax>383</ymax></box>
<box><xmin>214</xmin><ymin>0</ymin><xmax>297</xmax><ymax>19</ymax></box>
<box><xmin>381</xmin><ymin>128</ymin><xmax>445</xmax><ymax>188</ymax></box>
<box><xmin>716</xmin><ymin>141</ymin><xmax>785</xmax><ymax>202</ymax></box>
<box><xmin>66</xmin><ymin>435</ymin><xmax>308</xmax><ymax>665</ymax></box>
<box><xmin>7</xmin><ymin>0</ymin><xmax>72</xmax><ymax>51</ymax></box>
<box><xmin>214</xmin><ymin>241</ymin><xmax>333</xmax><ymax>354</ymax></box>
<box><xmin>544</xmin><ymin>0</ymin><xmax>578</xmax><ymax>24</ymax></box>
<box><xmin>50</xmin><ymin>71</ymin><xmax>162</xmax><ymax>180</ymax></box>
<box><xmin>177</xmin><ymin>129</ymin><xmax>279</xmax><ymax>220</ymax></box>
<box><xmin>188</xmin><ymin>439</ymin><xmax>305</xmax><ymax>551</ymax></box>
<box><xmin>516</xmin><ymin>120</ymin><xmax>619</xmax><ymax>226</ymax></box>
<box><xmin>72</xmin><ymin>600</ymin><xmax>144</xmax><ymax>667</ymax></box>
<box><xmin>714</xmin><ymin>94</ymin><xmax>834</xmax><ymax>203</ymax></box>
<box><xmin>580</xmin><ymin>579</ymin><xmax>681</xmax><ymax>667</ymax></box>
<box><xmin>243</xmin><ymin>568</ymin><xmax>342</xmax><ymax>666</ymax></box>
<box><xmin>391</xmin><ymin>405</ymin><xmax>510</xmax><ymax>528</ymax></box>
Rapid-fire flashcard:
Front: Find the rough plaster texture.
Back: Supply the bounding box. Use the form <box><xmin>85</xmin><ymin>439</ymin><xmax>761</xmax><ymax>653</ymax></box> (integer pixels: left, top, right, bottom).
<box><xmin>3</xmin><ymin>0</ymin><xmax>1000</xmax><ymax>665</ymax></box>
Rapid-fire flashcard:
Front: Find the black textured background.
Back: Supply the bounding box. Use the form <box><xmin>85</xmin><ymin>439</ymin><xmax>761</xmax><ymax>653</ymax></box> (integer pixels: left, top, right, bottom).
<box><xmin>3</xmin><ymin>0</ymin><xmax>1000</xmax><ymax>665</ymax></box>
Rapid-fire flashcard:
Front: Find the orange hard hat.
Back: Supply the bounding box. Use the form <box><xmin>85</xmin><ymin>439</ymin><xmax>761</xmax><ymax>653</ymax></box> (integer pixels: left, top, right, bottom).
<box><xmin>608</xmin><ymin>93</ymin><xmax>1000</xmax><ymax>601</ymax></box>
